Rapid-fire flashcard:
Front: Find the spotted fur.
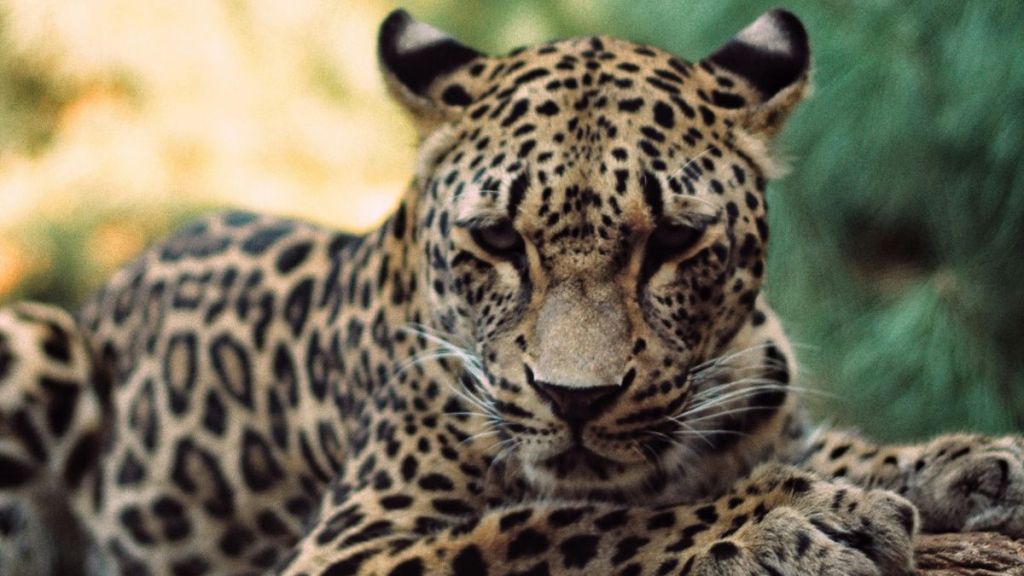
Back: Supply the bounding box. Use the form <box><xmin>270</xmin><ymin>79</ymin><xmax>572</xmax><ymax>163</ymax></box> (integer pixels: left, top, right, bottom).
<box><xmin>1</xmin><ymin>9</ymin><xmax>1022</xmax><ymax>575</ymax></box>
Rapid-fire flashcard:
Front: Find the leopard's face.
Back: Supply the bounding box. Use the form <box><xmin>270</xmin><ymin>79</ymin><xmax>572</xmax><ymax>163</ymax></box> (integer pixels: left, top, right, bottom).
<box><xmin>382</xmin><ymin>11</ymin><xmax>809</xmax><ymax>495</ymax></box>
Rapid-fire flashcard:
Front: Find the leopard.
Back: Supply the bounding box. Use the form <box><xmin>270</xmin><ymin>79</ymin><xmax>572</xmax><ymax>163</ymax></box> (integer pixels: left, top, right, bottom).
<box><xmin>1</xmin><ymin>8</ymin><xmax>1023</xmax><ymax>575</ymax></box>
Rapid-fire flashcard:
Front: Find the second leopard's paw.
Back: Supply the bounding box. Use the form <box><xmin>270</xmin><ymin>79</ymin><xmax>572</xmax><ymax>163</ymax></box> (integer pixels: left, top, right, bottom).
<box><xmin>906</xmin><ymin>434</ymin><xmax>1024</xmax><ymax>537</ymax></box>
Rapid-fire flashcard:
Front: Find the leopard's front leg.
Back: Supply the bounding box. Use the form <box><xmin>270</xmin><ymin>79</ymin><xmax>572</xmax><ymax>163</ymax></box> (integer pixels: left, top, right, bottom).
<box><xmin>279</xmin><ymin>462</ymin><xmax>916</xmax><ymax>575</ymax></box>
<box><xmin>804</xmin><ymin>429</ymin><xmax>1024</xmax><ymax>536</ymax></box>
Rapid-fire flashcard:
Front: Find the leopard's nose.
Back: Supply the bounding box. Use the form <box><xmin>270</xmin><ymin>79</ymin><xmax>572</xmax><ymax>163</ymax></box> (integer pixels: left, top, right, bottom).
<box><xmin>535</xmin><ymin>381</ymin><xmax>622</xmax><ymax>425</ymax></box>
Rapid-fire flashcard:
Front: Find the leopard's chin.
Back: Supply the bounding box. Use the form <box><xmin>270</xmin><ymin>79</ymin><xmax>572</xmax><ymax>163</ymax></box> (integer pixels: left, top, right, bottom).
<box><xmin>517</xmin><ymin>445</ymin><xmax>664</xmax><ymax>502</ymax></box>
<box><xmin>542</xmin><ymin>445</ymin><xmax>625</xmax><ymax>478</ymax></box>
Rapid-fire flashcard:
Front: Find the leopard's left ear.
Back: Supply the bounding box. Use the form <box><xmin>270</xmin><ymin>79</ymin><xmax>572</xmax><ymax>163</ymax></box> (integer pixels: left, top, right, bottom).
<box><xmin>702</xmin><ymin>9</ymin><xmax>811</xmax><ymax>138</ymax></box>
<box><xmin>378</xmin><ymin>9</ymin><xmax>485</xmax><ymax>135</ymax></box>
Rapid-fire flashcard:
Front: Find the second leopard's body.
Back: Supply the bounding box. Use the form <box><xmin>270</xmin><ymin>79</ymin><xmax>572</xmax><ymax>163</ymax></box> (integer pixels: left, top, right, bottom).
<box><xmin>1</xmin><ymin>8</ymin><xmax>1023</xmax><ymax>576</ymax></box>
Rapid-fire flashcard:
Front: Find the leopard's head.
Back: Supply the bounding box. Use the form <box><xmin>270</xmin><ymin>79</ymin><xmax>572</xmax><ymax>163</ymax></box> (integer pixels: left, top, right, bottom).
<box><xmin>379</xmin><ymin>9</ymin><xmax>810</xmax><ymax>497</ymax></box>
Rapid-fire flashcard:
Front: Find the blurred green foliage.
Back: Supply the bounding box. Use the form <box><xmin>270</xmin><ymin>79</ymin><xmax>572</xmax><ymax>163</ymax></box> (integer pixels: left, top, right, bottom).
<box><xmin>414</xmin><ymin>1</ymin><xmax>1024</xmax><ymax>440</ymax></box>
<box><xmin>4</xmin><ymin>204</ymin><xmax>205</xmax><ymax>305</ymax></box>
<box><xmin>0</xmin><ymin>9</ymin><xmax>79</xmax><ymax>154</ymax></box>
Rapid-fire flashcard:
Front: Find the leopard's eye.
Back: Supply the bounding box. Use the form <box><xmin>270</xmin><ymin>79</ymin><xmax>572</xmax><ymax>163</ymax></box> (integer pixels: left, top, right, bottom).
<box><xmin>647</xmin><ymin>221</ymin><xmax>705</xmax><ymax>258</ymax></box>
<box><xmin>470</xmin><ymin>220</ymin><xmax>525</xmax><ymax>258</ymax></box>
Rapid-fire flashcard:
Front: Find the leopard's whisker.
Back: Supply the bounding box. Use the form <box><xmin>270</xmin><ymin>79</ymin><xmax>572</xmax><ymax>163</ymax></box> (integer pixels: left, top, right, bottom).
<box><xmin>678</xmin><ymin>383</ymin><xmax>793</xmax><ymax>417</ymax></box>
<box><xmin>690</xmin><ymin>342</ymin><xmax>777</xmax><ymax>372</ymax></box>
<box><xmin>676</xmin><ymin>404</ymin><xmax>783</xmax><ymax>427</ymax></box>
<box><xmin>462</xmin><ymin>429</ymin><xmax>502</xmax><ymax>445</ymax></box>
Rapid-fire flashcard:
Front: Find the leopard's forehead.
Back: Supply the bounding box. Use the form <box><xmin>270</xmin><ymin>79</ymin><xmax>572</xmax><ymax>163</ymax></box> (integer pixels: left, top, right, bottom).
<box><xmin>463</xmin><ymin>35</ymin><xmax>745</xmax><ymax>110</ymax></box>
<box><xmin>435</xmin><ymin>35</ymin><xmax>759</xmax><ymax>268</ymax></box>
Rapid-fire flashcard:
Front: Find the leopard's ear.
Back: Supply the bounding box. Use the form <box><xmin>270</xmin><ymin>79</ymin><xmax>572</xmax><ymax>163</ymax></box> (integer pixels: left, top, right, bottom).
<box><xmin>378</xmin><ymin>9</ymin><xmax>484</xmax><ymax>135</ymax></box>
<box><xmin>702</xmin><ymin>9</ymin><xmax>811</xmax><ymax>138</ymax></box>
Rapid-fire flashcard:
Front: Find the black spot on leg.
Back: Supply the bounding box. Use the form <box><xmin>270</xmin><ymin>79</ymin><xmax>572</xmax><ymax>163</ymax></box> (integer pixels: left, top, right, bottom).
<box><xmin>611</xmin><ymin>536</ymin><xmax>649</xmax><ymax>565</ymax></box>
<box><xmin>559</xmin><ymin>534</ymin><xmax>600</xmax><ymax>569</ymax></box>
<box><xmin>453</xmin><ymin>545</ymin><xmax>488</xmax><ymax>575</ymax></box>
<box><xmin>647</xmin><ymin>511</ymin><xmax>676</xmax><ymax>530</ymax></box>
<box><xmin>694</xmin><ymin>506</ymin><xmax>718</xmax><ymax>524</ymax></box>
<box><xmin>507</xmin><ymin>528</ymin><xmax>550</xmax><ymax>560</ymax></box>
<box><xmin>499</xmin><ymin>509</ymin><xmax>532</xmax><ymax>532</ymax></box>
<box><xmin>547</xmin><ymin>508</ymin><xmax>587</xmax><ymax>527</ymax></box>
<box><xmin>594</xmin><ymin>509</ymin><xmax>629</xmax><ymax>531</ymax></box>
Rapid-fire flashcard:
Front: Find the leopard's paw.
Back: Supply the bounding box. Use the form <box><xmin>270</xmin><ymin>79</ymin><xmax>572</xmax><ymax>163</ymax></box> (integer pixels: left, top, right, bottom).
<box><xmin>689</xmin><ymin>464</ymin><xmax>916</xmax><ymax>576</ymax></box>
<box><xmin>907</xmin><ymin>434</ymin><xmax>1024</xmax><ymax>537</ymax></box>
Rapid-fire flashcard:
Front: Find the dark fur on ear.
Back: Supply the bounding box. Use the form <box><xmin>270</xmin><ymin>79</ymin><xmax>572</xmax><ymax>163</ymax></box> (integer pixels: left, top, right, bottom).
<box><xmin>709</xmin><ymin>9</ymin><xmax>808</xmax><ymax>101</ymax></box>
<box><xmin>378</xmin><ymin>9</ymin><xmax>481</xmax><ymax>96</ymax></box>
<box><xmin>378</xmin><ymin>10</ymin><xmax>484</xmax><ymax>135</ymax></box>
<box><xmin>703</xmin><ymin>9</ymin><xmax>811</xmax><ymax>137</ymax></box>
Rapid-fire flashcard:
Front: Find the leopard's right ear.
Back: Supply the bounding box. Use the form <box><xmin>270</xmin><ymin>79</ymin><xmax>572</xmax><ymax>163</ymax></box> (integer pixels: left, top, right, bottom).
<box><xmin>378</xmin><ymin>9</ymin><xmax>485</xmax><ymax>135</ymax></box>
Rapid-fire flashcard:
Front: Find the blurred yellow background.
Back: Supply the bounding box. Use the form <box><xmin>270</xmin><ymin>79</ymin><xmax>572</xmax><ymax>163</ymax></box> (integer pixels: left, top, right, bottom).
<box><xmin>0</xmin><ymin>0</ymin><xmax>432</xmax><ymax>299</ymax></box>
